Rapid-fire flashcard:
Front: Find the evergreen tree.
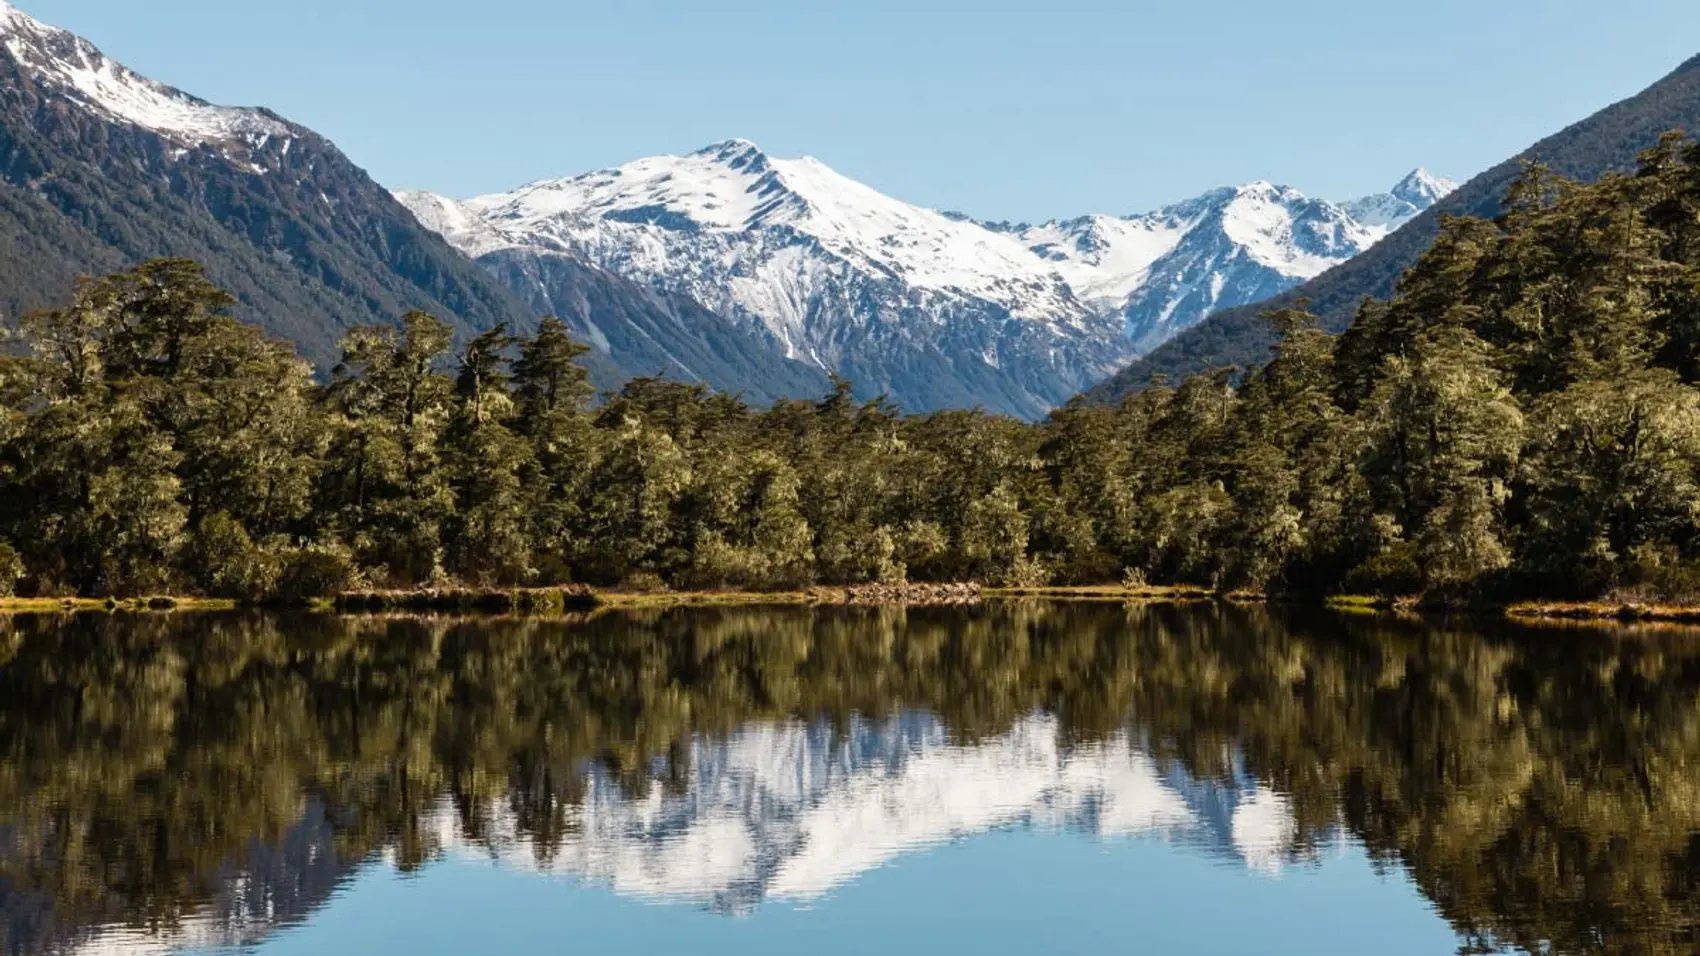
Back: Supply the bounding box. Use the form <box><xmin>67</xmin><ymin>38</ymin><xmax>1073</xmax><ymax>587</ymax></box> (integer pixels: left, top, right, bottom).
<box><xmin>512</xmin><ymin>317</ymin><xmax>598</xmax><ymax>582</ymax></box>
<box><xmin>444</xmin><ymin>325</ymin><xmax>534</xmax><ymax>584</ymax></box>
<box><xmin>320</xmin><ymin>312</ymin><xmax>456</xmax><ymax>584</ymax></box>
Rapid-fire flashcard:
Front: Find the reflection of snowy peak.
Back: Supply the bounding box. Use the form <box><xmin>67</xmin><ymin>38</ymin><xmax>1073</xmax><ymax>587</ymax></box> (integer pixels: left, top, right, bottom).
<box><xmin>63</xmin><ymin>801</ymin><xmax>354</xmax><ymax>956</ymax></box>
<box><xmin>435</xmin><ymin>711</ymin><xmax>1303</xmax><ymax>913</ymax></box>
<box><xmin>403</xmin><ymin>147</ymin><xmax>1449</xmax><ymax>415</ymax></box>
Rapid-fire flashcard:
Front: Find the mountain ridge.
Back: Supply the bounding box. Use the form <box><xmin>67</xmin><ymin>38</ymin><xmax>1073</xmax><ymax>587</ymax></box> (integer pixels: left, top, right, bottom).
<box><xmin>1088</xmin><ymin>50</ymin><xmax>1700</xmax><ymax>402</ymax></box>
<box><xmin>0</xmin><ymin>0</ymin><xmax>534</xmax><ymax>366</ymax></box>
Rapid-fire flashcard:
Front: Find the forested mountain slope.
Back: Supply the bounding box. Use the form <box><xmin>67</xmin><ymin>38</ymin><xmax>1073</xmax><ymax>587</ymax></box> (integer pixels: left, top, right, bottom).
<box><xmin>0</xmin><ymin>0</ymin><xmax>531</xmax><ymax>367</ymax></box>
<box><xmin>0</xmin><ymin>2</ymin><xmax>827</xmax><ymax>401</ymax></box>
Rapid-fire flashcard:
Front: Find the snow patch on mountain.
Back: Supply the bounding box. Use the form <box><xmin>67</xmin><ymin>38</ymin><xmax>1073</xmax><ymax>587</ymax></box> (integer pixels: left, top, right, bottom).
<box><xmin>0</xmin><ymin>0</ymin><xmax>287</xmax><ymax>148</ymax></box>
<box><xmin>393</xmin><ymin>189</ymin><xmax>510</xmax><ymax>257</ymax></box>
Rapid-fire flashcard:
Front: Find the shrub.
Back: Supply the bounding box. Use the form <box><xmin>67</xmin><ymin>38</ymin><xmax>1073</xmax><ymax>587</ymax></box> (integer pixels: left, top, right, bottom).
<box><xmin>0</xmin><ymin>541</ymin><xmax>22</xmax><ymax>597</ymax></box>
<box><xmin>531</xmin><ymin>552</ymin><xmax>574</xmax><ymax>587</ymax></box>
<box><xmin>1343</xmin><ymin>541</ymin><xmax>1424</xmax><ymax>597</ymax></box>
<box><xmin>188</xmin><ymin>514</ymin><xmax>281</xmax><ymax>600</ymax></box>
<box><xmin>816</xmin><ymin>525</ymin><xmax>903</xmax><ymax>585</ymax></box>
<box><xmin>895</xmin><ymin>521</ymin><xmax>949</xmax><ymax>579</ymax></box>
<box><xmin>1617</xmin><ymin>543</ymin><xmax>1700</xmax><ymax>604</ymax></box>
<box><xmin>674</xmin><ymin>533</ymin><xmax>751</xmax><ymax>590</ymax></box>
<box><xmin>619</xmin><ymin>570</ymin><xmax>669</xmax><ymax>593</ymax></box>
<box><xmin>1000</xmin><ymin>555</ymin><xmax>1054</xmax><ymax>589</ymax></box>
<box><xmin>274</xmin><ymin>546</ymin><xmax>358</xmax><ymax>604</ymax></box>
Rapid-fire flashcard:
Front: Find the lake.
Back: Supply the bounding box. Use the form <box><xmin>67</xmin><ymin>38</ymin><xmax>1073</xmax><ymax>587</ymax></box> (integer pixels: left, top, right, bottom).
<box><xmin>0</xmin><ymin>602</ymin><xmax>1695</xmax><ymax>955</ymax></box>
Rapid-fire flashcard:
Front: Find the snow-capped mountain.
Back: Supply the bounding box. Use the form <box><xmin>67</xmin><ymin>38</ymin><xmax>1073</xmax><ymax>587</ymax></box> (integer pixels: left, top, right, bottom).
<box><xmin>429</xmin><ymin>711</ymin><xmax>1315</xmax><ymax>914</ymax></box>
<box><xmin>0</xmin><ymin>2</ymin><xmax>834</xmax><ymax>401</ymax></box>
<box><xmin>0</xmin><ymin>0</ymin><xmax>544</xmax><ymax>368</ymax></box>
<box><xmin>1007</xmin><ymin>170</ymin><xmax>1456</xmax><ymax>352</ymax></box>
<box><xmin>1343</xmin><ymin>168</ymin><xmax>1458</xmax><ymax>238</ymax></box>
<box><xmin>0</xmin><ymin>0</ymin><xmax>1451</xmax><ymax>413</ymax></box>
<box><xmin>401</xmin><ymin>140</ymin><xmax>1130</xmax><ymax>418</ymax></box>
<box><xmin>403</xmin><ymin>145</ymin><xmax>1450</xmax><ymax>415</ymax></box>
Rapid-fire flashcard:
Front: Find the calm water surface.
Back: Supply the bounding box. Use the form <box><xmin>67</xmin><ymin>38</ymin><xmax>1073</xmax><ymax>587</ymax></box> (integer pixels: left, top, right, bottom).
<box><xmin>0</xmin><ymin>603</ymin><xmax>1695</xmax><ymax>955</ymax></box>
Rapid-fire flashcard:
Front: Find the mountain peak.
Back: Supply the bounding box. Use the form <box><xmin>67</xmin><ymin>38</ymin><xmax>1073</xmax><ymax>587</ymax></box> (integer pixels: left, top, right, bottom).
<box><xmin>698</xmin><ymin>137</ymin><xmax>763</xmax><ymax>155</ymax></box>
<box><xmin>695</xmin><ymin>137</ymin><xmax>770</xmax><ymax>171</ymax></box>
<box><xmin>0</xmin><ymin>1</ymin><xmax>35</xmax><ymax>29</ymax></box>
<box><xmin>1391</xmin><ymin>167</ymin><xmax>1458</xmax><ymax>206</ymax></box>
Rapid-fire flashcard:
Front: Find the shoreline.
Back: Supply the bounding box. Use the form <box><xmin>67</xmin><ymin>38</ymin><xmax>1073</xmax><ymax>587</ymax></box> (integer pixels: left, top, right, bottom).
<box><xmin>4</xmin><ymin>587</ymin><xmax>1700</xmax><ymax>625</ymax></box>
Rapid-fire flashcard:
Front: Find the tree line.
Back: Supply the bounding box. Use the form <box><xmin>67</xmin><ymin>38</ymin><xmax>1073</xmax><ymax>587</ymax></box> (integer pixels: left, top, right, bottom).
<box><xmin>8</xmin><ymin>133</ymin><xmax>1700</xmax><ymax>601</ymax></box>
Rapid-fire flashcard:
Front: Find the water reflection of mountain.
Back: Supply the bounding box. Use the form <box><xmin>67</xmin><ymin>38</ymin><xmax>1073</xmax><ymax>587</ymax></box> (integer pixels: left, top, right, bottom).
<box><xmin>1</xmin><ymin>800</ymin><xmax>357</xmax><ymax>956</ymax></box>
<box><xmin>435</xmin><ymin>712</ymin><xmax>1305</xmax><ymax>914</ymax></box>
<box><xmin>2</xmin><ymin>605</ymin><xmax>1700</xmax><ymax>954</ymax></box>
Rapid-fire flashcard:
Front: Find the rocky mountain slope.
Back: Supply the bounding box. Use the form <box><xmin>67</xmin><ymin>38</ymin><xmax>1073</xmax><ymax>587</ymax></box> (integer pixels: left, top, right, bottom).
<box><xmin>1090</xmin><ymin>51</ymin><xmax>1700</xmax><ymax>402</ymax></box>
<box><xmin>0</xmin><ymin>0</ymin><xmax>530</xmax><ymax>367</ymax></box>
<box><xmin>405</xmin><ymin>143</ymin><xmax>1446</xmax><ymax>416</ymax></box>
<box><xmin>1003</xmin><ymin>168</ymin><xmax>1453</xmax><ymax>352</ymax></box>
<box><xmin>0</xmin><ymin>2</ymin><xmax>827</xmax><ymax>401</ymax></box>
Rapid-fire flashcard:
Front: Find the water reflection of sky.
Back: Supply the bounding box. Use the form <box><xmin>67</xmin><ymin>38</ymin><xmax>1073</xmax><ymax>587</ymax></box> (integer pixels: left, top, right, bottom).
<box><xmin>133</xmin><ymin>709</ymin><xmax>1465</xmax><ymax>955</ymax></box>
<box><xmin>221</xmin><ymin>828</ymin><xmax>1457</xmax><ymax>956</ymax></box>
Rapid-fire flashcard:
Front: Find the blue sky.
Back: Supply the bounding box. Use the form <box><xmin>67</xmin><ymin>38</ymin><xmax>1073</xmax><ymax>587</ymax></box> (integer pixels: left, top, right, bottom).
<box><xmin>20</xmin><ymin>0</ymin><xmax>1700</xmax><ymax>221</ymax></box>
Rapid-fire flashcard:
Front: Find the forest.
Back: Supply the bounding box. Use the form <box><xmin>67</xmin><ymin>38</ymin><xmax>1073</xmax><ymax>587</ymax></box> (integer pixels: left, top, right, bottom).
<box><xmin>7</xmin><ymin>133</ymin><xmax>1700</xmax><ymax>602</ymax></box>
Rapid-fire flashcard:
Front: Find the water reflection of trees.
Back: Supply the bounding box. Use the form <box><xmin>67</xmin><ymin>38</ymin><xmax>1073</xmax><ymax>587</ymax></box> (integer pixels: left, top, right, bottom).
<box><xmin>2</xmin><ymin>605</ymin><xmax>1700</xmax><ymax>954</ymax></box>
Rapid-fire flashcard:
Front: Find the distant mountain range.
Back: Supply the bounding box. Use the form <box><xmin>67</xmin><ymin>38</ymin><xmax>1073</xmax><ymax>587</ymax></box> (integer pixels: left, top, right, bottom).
<box><xmin>402</xmin><ymin>143</ymin><xmax>1449</xmax><ymax>416</ymax></box>
<box><xmin>1090</xmin><ymin>52</ymin><xmax>1700</xmax><ymax>402</ymax></box>
<box><xmin>994</xmin><ymin>167</ymin><xmax>1453</xmax><ymax>353</ymax></box>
